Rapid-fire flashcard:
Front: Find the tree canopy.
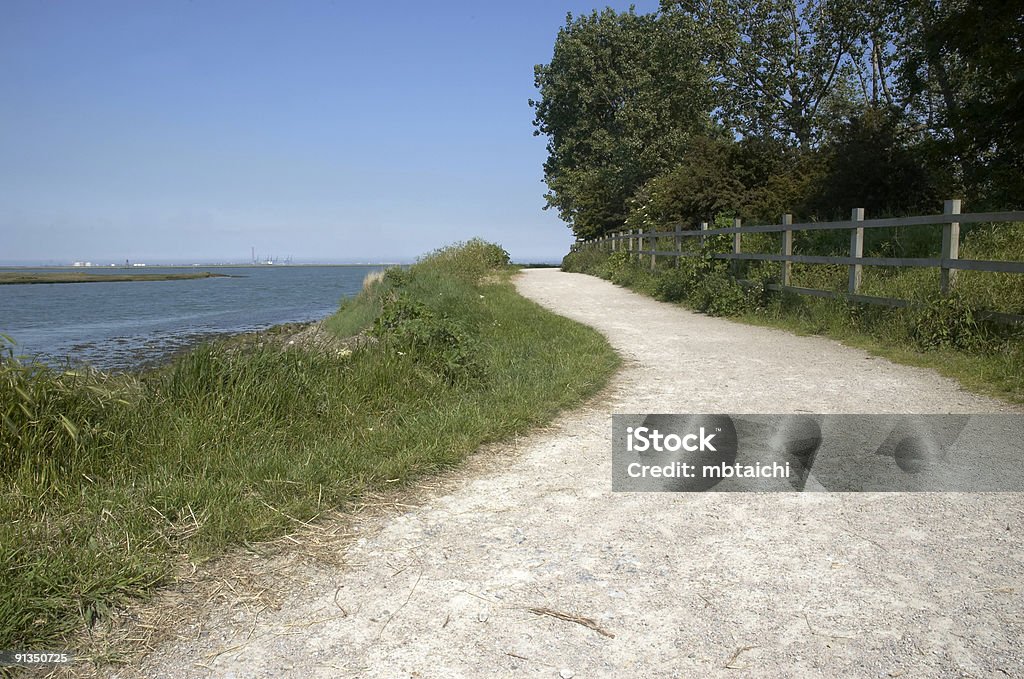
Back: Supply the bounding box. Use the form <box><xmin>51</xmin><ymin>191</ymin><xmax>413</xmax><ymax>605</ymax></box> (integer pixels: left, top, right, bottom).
<box><xmin>530</xmin><ymin>9</ymin><xmax>713</xmax><ymax>239</ymax></box>
<box><xmin>532</xmin><ymin>0</ymin><xmax>1024</xmax><ymax>238</ymax></box>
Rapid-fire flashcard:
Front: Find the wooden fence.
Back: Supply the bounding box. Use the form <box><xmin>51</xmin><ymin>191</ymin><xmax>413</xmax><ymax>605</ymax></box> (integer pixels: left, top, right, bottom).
<box><xmin>571</xmin><ymin>200</ymin><xmax>1024</xmax><ymax>323</ymax></box>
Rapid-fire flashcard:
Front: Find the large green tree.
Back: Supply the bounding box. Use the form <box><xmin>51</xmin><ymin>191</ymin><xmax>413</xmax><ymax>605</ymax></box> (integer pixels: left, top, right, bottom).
<box><xmin>661</xmin><ymin>0</ymin><xmax>867</xmax><ymax>148</ymax></box>
<box><xmin>531</xmin><ymin>9</ymin><xmax>714</xmax><ymax>239</ymax></box>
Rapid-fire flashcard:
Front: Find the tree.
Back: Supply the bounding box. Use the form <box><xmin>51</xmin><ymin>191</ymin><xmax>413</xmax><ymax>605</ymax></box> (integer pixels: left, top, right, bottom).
<box><xmin>627</xmin><ymin>132</ymin><xmax>745</xmax><ymax>228</ymax></box>
<box><xmin>809</xmin><ymin>106</ymin><xmax>945</xmax><ymax>218</ymax></box>
<box><xmin>531</xmin><ymin>9</ymin><xmax>714</xmax><ymax>239</ymax></box>
<box><xmin>896</xmin><ymin>0</ymin><xmax>1024</xmax><ymax>207</ymax></box>
<box><xmin>662</xmin><ymin>0</ymin><xmax>866</xmax><ymax>149</ymax></box>
<box><xmin>627</xmin><ymin>132</ymin><xmax>821</xmax><ymax>227</ymax></box>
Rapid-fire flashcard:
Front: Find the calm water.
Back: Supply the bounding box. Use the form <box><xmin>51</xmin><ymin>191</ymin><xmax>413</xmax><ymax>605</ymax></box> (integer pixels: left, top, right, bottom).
<box><xmin>0</xmin><ymin>266</ymin><xmax>387</xmax><ymax>370</ymax></box>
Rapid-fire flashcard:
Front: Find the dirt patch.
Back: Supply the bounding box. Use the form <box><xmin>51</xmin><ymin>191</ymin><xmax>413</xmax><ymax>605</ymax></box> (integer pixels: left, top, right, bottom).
<box><xmin>217</xmin><ymin>320</ymin><xmax>377</xmax><ymax>359</ymax></box>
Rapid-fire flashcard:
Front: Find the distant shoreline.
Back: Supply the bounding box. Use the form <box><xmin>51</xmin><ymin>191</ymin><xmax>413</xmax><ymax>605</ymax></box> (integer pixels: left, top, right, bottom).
<box><xmin>0</xmin><ymin>271</ymin><xmax>233</xmax><ymax>285</ymax></box>
<box><xmin>0</xmin><ymin>263</ymin><xmax>404</xmax><ymax>270</ymax></box>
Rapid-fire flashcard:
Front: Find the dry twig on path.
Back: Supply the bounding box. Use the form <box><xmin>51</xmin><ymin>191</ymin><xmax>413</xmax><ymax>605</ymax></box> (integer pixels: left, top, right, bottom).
<box><xmin>526</xmin><ymin>606</ymin><xmax>615</xmax><ymax>638</ymax></box>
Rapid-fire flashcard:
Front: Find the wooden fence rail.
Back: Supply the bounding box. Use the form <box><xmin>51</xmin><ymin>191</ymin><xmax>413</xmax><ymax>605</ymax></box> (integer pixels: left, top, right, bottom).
<box><xmin>571</xmin><ymin>200</ymin><xmax>1024</xmax><ymax>323</ymax></box>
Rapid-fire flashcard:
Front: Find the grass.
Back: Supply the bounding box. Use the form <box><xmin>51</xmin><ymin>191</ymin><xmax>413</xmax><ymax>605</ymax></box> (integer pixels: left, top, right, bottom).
<box><xmin>0</xmin><ymin>239</ymin><xmax>619</xmax><ymax>661</ymax></box>
<box><xmin>733</xmin><ymin>295</ymin><xmax>1024</xmax><ymax>403</ymax></box>
<box><xmin>562</xmin><ymin>224</ymin><xmax>1024</xmax><ymax>404</ymax></box>
<box><xmin>0</xmin><ymin>271</ymin><xmax>229</xmax><ymax>285</ymax></box>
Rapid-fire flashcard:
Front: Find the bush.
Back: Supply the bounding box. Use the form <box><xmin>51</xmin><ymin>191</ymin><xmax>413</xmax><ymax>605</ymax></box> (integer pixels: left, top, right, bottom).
<box><xmin>652</xmin><ymin>266</ymin><xmax>695</xmax><ymax>302</ymax></box>
<box><xmin>908</xmin><ymin>293</ymin><xmax>991</xmax><ymax>351</ymax></box>
<box><xmin>561</xmin><ymin>247</ymin><xmax>609</xmax><ymax>273</ymax></box>
<box><xmin>690</xmin><ymin>266</ymin><xmax>748</xmax><ymax>316</ymax></box>
<box><xmin>418</xmin><ymin>238</ymin><xmax>510</xmax><ymax>282</ymax></box>
<box><xmin>598</xmin><ymin>251</ymin><xmax>640</xmax><ymax>286</ymax></box>
<box><xmin>371</xmin><ymin>292</ymin><xmax>482</xmax><ymax>383</ymax></box>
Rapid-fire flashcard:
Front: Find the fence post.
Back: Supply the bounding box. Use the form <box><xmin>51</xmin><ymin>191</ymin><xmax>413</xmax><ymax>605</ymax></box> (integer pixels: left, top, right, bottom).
<box><xmin>941</xmin><ymin>199</ymin><xmax>961</xmax><ymax>294</ymax></box>
<box><xmin>650</xmin><ymin>228</ymin><xmax>657</xmax><ymax>270</ymax></box>
<box><xmin>700</xmin><ymin>221</ymin><xmax>708</xmax><ymax>251</ymax></box>
<box><xmin>848</xmin><ymin>208</ymin><xmax>865</xmax><ymax>295</ymax></box>
<box><xmin>731</xmin><ymin>217</ymin><xmax>742</xmax><ymax>277</ymax></box>
<box><xmin>674</xmin><ymin>222</ymin><xmax>682</xmax><ymax>268</ymax></box>
<box><xmin>780</xmin><ymin>213</ymin><xmax>793</xmax><ymax>287</ymax></box>
<box><xmin>627</xmin><ymin>229</ymin><xmax>634</xmax><ymax>260</ymax></box>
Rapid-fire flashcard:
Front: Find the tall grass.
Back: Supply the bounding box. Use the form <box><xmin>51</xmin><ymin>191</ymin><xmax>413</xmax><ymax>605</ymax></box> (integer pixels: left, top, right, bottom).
<box><xmin>0</xmin><ymin>239</ymin><xmax>619</xmax><ymax>657</ymax></box>
<box><xmin>562</xmin><ymin>224</ymin><xmax>1024</xmax><ymax>402</ymax></box>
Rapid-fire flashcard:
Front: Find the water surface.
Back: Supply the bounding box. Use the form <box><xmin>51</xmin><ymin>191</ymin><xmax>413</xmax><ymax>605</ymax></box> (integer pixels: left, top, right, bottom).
<box><xmin>0</xmin><ymin>265</ymin><xmax>385</xmax><ymax>370</ymax></box>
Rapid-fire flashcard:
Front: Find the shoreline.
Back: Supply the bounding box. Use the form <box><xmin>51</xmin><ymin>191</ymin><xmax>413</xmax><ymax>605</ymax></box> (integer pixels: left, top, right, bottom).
<box><xmin>0</xmin><ymin>263</ymin><xmax>405</xmax><ymax>270</ymax></box>
<box><xmin>0</xmin><ymin>271</ymin><xmax>233</xmax><ymax>285</ymax></box>
<box><xmin>3</xmin><ymin>318</ymin><xmax>336</xmax><ymax>375</ymax></box>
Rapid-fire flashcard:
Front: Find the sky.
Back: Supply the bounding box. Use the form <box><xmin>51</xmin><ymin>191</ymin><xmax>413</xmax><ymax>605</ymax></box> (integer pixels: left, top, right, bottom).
<box><xmin>0</xmin><ymin>0</ymin><xmax>660</xmax><ymax>265</ymax></box>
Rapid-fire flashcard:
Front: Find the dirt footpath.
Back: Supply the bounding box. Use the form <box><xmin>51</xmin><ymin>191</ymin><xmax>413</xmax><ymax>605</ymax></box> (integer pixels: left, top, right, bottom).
<box><xmin>128</xmin><ymin>269</ymin><xmax>1024</xmax><ymax>678</ymax></box>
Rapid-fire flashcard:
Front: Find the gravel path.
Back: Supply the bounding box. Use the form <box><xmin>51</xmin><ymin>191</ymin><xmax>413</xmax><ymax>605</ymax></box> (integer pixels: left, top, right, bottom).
<box><xmin>128</xmin><ymin>269</ymin><xmax>1023</xmax><ymax>678</ymax></box>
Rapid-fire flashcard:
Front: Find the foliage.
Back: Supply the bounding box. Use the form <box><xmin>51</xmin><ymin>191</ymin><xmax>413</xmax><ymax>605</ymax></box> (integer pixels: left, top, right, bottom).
<box><xmin>808</xmin><ymin>106</ymin><xmax>946</xmax><ymax>218</ymax></box>
<box><xmin>560</xmin><ymin>247</ymin><xmax>609</xmax><ymax>274</ymax></box>
<box><xmin>597</xmin><ymin>250</ymin><xmax>639</xmax><ymax>286</ymax></box>
<box><xmin>629</xmin><ymin>134</ymin><xmax>824</xmax><ymax>227</ymax></box>
<box><xmin>896</xmin><ymin>0</ymin><xmax>1024</xmax><ymax>208</ymax></box>
<box><xmin>531</xmin><ymin>8</ymin><xmax>714</xmax><ymax>238</ymax></box>
<box><xmin>416</xmin><ymin>238</ymin><xmax>511</xmax><ymax>281</ymax></box>
<box><xmin>907</xmin><ymin>293</ymin><xmax>990</xmax><ymax>351</ymax></box>
<box><xmin>533</xmin><ymin>0</ymin><xmax>1023</xmax><ymax>237</ymax></box>
<box><xmin>663</xmin><ymin>0</ymin><xmax>867</xmax><ymax>149</ymax></box>
<box><xmin>372</xmin><ymin>291</ymin><xmax>481</xmax><ymax>384</ymax></box>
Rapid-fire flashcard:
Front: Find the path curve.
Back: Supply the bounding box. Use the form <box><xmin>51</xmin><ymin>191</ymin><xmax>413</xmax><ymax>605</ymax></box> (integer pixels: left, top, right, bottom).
<box><xmin>131</xmin><ymin>269</ymin><xmax>1024</xmax><ymax>678</ymax></box>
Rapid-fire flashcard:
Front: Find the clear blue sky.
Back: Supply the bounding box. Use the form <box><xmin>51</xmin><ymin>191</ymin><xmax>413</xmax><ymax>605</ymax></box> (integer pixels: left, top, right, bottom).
<box><xmin>0</xmin><ymin>0</ymin><xmax>659</xmax><ymax>265</ymax></box>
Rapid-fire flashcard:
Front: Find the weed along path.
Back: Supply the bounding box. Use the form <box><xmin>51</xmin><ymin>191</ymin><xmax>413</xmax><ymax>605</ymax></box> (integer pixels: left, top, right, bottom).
<box><xmin>126</xmin><ymin>269</ymin><xmax>1023</xmax><ymax>678</ymax></box>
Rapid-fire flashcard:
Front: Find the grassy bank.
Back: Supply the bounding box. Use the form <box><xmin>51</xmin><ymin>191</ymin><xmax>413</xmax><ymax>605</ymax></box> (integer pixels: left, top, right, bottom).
<box><xmin>562</xmin><ymin>224</ymin><xmax>1024</xmax><ymax>404</ymax></box>
<box><xmin>0</xmin><ymin>271</ymin><xmax>229</xmax><ymax>285</ymax></box>
<box><xmin>0</xmin><ymin>240</ymin><xmax>619</xmax><ymax>660</ymax></box>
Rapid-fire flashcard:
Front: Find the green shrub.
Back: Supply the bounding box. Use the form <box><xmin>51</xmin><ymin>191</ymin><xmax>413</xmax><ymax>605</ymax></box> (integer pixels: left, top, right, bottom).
<box><xmin>597</xmin><ymin>250</ymin><xmax>636</xmax><ymax>285</ymax></box>
<box><xmin>691</xmin><ymin>266</ymin><xmax>748</xmax><ymax>316</ymax></box>
<box><xmin>908</xmin><ymin>293</ymin><xmax>991</xmax><ymax>351</ymax></box>
<box><xmin>371</xmin><ymin>292</ymin><xmax>482</xmax><ymax>383</ymax></box>
<box><xmin>651</xmin><ymin>266</ymin><xmax>695</xmax><ymax>302</ymax></box>
<box><xmin>418</xmin><ymin>238</ymin><xmax>510</xmax><ymax>282</ymax></box>
<box><xmin>561</xmin><ymin>247</ymin><xmax>609</xmax><ymax>273</ymax></box>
